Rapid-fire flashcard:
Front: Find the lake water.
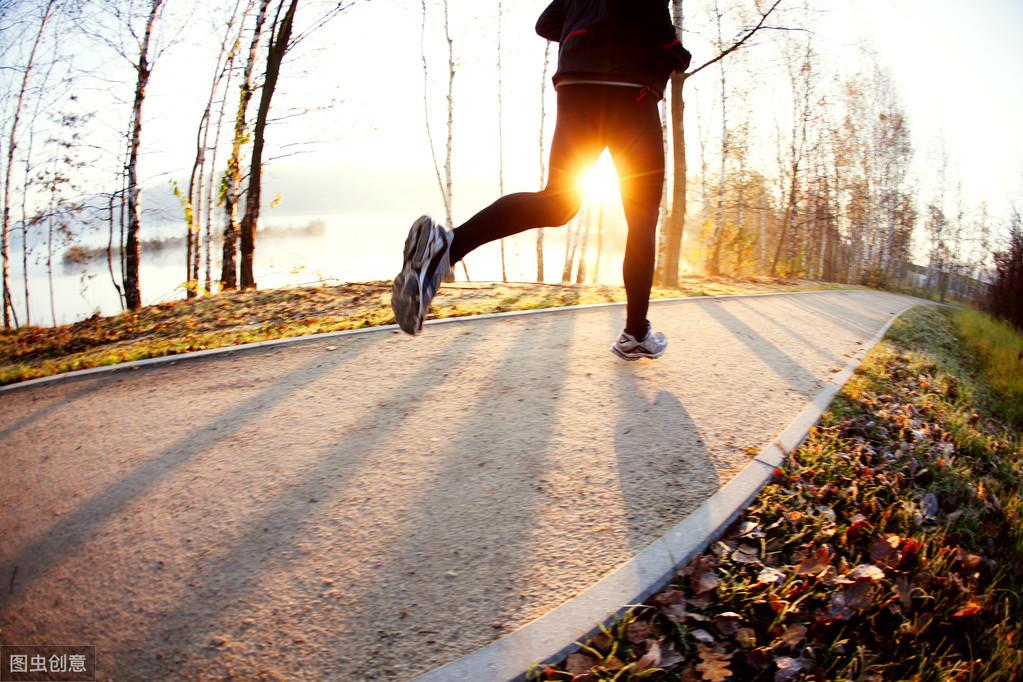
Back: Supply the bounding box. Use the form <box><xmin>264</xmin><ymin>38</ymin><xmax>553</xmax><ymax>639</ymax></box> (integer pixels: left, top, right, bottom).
<box><xmin>10</xmin><ymin>209</ymin><xmax>631</xmax><ymax>327</ymax></box>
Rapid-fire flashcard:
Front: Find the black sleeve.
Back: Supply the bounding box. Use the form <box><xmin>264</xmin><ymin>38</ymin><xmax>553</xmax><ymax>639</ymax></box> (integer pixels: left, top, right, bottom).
<box><xmin>535</xmin><ymin>0</ymin><xmax>565</xmax><ymax>42</ymax></box>
<box><xmin>628</xmin><ymin>1</ymin><xmax>691</xmax><ymax>72</ymax></box>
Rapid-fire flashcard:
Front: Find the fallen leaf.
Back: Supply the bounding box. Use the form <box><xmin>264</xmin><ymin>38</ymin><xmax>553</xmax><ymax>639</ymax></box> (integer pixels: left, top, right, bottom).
<box><xmin>635</xmin><ymin>640</ymin><xmax>662</xmax><ymax>671</ymax></box>
<box><xmin>735</xmin><ymin>627</ymin><xmax>757</xmax><ymax>648</ymax></box>
<box><xmin>953</xmin><ymin>600</ymin><xmax>983</xmax><ymax>618</ymax></box>
<box><xmin>818</xmin><ymin>565</ymin><xmax>854</xmax><ymax>586</ymax></box>
<box><xmin>694</xmin><ymin>571</ymin><xmax>722</xmax><ymax>595</ymax></box>
<box><xmin>713</xmin><ymin>612</ymin><xmax>743</xmax><ymax>637</ymax></box>
<box><xmin>626</xmin><ymin>620</ymin><xmax>653</xmax><ymax>644</ymax></box>
<box><xmin>661</xmin><ymin>602</ymin><xmax>688</xmax><ymax>624</ymax></box>
<box><xmin>796</xmin><ymin>546</ymin><xmax>833</xmax><ymax>575</ymax></box>
<box><xmin>847</xmin><ymin>564</ymin><xmax>885</xmax><ymax>582</ymax></box>
<box><xmin>691</xmin><ymin>629</ymin><xmax>716</xmax><ymax>644</ymax></box>
<box><xmin>732</xmin><ymin>544</ymin><xmax>761</xmax><ymax>564</ymax></box>
<box><xmin>565</xmin><ymin>653</ymin><xmax>596</xmax><ymax>675</ymax></box>
<box><xmin>780</xmin><ymin>623</ymin><xmax>807</xmax><ymax>647</ymax></box>
<box><xmin>773</xmin><ymin>656</ymin><xmax>804</xmax><ymax>682</ymax></box>
<box><xmin>895</xmin><ymin>575</ymin><xmax>913</xmax><ymax>609</ymax></box>
<box><xmin>696</xmin><ymin>645</ymin><xmax>733</xmax><ymax>681</ymax></box>
<box><xmin>870</xmin><ymin>535</ymin><xmax>901</xmax><ymax>562</ymax></box>
<box><xmin>650</xmin><ymin>588</ymin><xmax>686</xmax><ymax>606</ymax></box>
<box><xmin>843</xmin><ymin>581</ymin><xmax>872</xmax><ymax>610</ymax></box>
<box><xmin>735</xmin><ymin>520</ymin><xmax>760</xmax><ymax>537</ymax></box>
<box><xmin>658</xmin><ymin>641</ymin><xmax>685</xmax><ymax>669</ymax></box>
<box><xmin>590</xmin><ymin>632</ymin><xmax>612</xmax><ymax>651</ymax></box>
<box><xmin>921</xmin><ymin>493</ymin><xmax>939</xmax><ymax>522</ymax></box>
<box><xmin>846</xmin><ymin>513</ymin><xmax>872</xmax><ymax>538</ymax></box>
<box><xmin>602</xmin><ymin>655</ymin><xmax>625</xmax><ymax>671</ymax></box>
<box><xmin>757</xmin><ymin>567</ymin><xmax>786</xmax><ymax>586</ymax></box>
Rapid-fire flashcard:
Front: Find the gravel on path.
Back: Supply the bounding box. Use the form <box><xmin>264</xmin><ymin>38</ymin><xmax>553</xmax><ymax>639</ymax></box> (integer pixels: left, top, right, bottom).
<box><xmin>0</xmin><ymin>290</ymin><xmax>918</xmax><ymax>680</ymax></box>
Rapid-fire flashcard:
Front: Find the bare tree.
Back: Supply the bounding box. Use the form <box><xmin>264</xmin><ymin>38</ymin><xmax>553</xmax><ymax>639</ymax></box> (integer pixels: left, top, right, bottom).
<box><xmin>495</xmin><ymin>0</ymin><xmax>507</xmax><ymax>282</ymax></box>
<box><xmin>536</xmin><ymin>40</ymin><xmax>551</xmax><ymax>282</ymax></box>
<box><xmin>183</xmin><ymin>0</ymin><xmax>247</xmax><ymax>298</ymax></box>
<box><xmin>221</xmin><ymin>0</ymin><xmax>270</xmax><ymax>290</ymax></box>
<box><xmin>237</xmin><ymin>0</ymin><xmax>354</xmax><ymax>289</ymax></box>
<box><xmin>2</xmin><ymin>0</ymin><xmax>58</xmax><ymax>327</ymax></box>
<box><xmin>238</xmin><ymin>0</ymin><xmax>296</xmax><ymax>289</ymax></box>
<box><xmin>659</xmin><ymin>0</ymin><xmax>783</xmax><ymax>287</ymax></box>
<box><xmin>420</xmin><ymin>0</ymin><xmax>467</xmax><ymax>281</ymax></box>
<box><xmin>769</xmin><ymin>30</ymin><xmax>814</xmax><ymax>276</ymax></box>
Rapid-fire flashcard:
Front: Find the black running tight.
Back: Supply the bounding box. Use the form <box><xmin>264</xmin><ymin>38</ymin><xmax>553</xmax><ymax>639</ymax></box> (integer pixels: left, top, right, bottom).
<box><xmin>449</xmin><ymin>84</ymin><xmax>664</xmax><ymax>339</ymax></box>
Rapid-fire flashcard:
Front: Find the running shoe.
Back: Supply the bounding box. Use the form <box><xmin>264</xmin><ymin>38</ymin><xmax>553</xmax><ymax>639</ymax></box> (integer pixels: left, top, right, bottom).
<box><xmin>391</xmin><ymin>215</ymin><xmax>453</xmax><ymax>335</ymax></box>
<box><xmin>611</xmin><ymin>322</ymin><xmax>667</xmax><ymax>360</ymax></box>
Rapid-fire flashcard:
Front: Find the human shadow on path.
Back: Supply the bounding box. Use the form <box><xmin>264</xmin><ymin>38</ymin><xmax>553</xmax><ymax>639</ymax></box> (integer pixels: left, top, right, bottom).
<box><xmin>731</xmin><ymin>299</ymin><xmax>842</xmax><ymax>366</ymax></box>
<box><xmin>783</xmin><ymin>293</ymin><xmax>883</xmax><ymax>338</ymax></box>
<box><xmin>100</xmin><ymin>328</ymin><xmax>494</xmax><ymax>679</ymax></box>
<box><xmin>0</xmin><ymin>338</ymin><xmax>382</xmax><ymax>608</ymax></box>
<box><xmin>0</xmin><ymin>376</ymin><xmax>108</xmax><ymax>441</ymax></box>
<box><xmin>701</xmin><ymin>302</ymin><xmax>821</xmax><ymax>399</ymax></box>
<box><xmin>335</xmin><ymin>316</ymin><xmax>581</xmax><ymax>679</ymax></box>
<box><xmin>612</xmin><ymin>359</ymin><xmax>719</xmax><ymax>556</ymax></box>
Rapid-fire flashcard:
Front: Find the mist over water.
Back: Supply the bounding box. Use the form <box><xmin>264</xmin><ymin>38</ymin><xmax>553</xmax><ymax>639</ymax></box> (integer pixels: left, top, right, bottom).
<box><xmin>14</xmin><ymin>209</ymin><xmax>629</xmax><ymax>327</ymax></box>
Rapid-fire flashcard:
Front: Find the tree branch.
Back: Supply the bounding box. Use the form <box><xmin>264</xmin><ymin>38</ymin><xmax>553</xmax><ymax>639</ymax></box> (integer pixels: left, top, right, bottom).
<box><xmin>686</xmin><ymin>0</ymin><xmax>783</xmax><ymax>79</ymax></box>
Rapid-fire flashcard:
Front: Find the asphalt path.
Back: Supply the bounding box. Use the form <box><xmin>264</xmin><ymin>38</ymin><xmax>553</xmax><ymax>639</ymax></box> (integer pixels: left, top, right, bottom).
<box><xmin>0</xmin><ymin>289</ymin><xmax>921</xmax><ymax>680</ymax></box>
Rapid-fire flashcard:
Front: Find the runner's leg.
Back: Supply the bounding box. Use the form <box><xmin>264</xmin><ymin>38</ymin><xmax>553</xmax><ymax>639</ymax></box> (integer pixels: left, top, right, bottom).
<box><xmin>606</xmin><ymin>89</ymin><xmax>665</xmax><ymax>339</ymax></box>
<box><xmin>448</xmin><ymin>86</ymin><xmax>607</xmax><ymax>264</ymax></box>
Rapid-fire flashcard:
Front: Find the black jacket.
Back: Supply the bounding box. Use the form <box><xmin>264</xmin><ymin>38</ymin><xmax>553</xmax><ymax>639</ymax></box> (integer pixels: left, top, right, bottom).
<box><xmin>536</xmin><ymin>0</ymin><xmax>692</xmax><ymax>99</ymax></box>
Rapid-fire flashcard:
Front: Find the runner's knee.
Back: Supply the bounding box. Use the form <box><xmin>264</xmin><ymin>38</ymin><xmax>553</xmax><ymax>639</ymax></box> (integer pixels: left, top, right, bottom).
<box><xmin>539</xmin><ymin>189</ymin><xmax>581</xmax><ymax>227</ymax></box>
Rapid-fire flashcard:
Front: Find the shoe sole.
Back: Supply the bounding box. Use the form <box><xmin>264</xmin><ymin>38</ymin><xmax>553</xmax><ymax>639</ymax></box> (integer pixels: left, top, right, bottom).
<box><xmin>610</xmin><ymin>344</ymin><xmax>666</xmax><ymax>361</ymax></box>
<box><xmin>391</xmin><ymin>217</ymin><xmax>435</xmax><ymax>335</ymax></box>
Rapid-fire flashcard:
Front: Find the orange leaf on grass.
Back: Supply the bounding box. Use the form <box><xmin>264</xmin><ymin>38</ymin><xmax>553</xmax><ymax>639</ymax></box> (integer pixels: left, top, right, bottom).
<box><xmin>796</xmin><ymin>545</ymin><xmax>833</xmax><ymax>575</ymax></box>
<box><xmin>695</xmin><ymin>645</ymin><xmax>733</xmax><ymax>681</ymax></box>
<box><xmin>954</xmin><ymin>600</ymin><xmax>983</xmax><ymax>618</ymax></box>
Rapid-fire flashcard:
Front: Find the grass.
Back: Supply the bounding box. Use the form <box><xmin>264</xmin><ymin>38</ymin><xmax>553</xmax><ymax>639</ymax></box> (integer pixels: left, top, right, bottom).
<box><xmin>0</xmin><ymin>276</ymin><xmax>850</xmax><ymax>385</ymax></box>
<box><xmin>951</xmin><ymin>308</ymin><xmax>1023</xmax><ymax>428</ymax></box>
<box><xmin>533</xmin><ymin>305</ymin><xmax>1023</xmax><ymax>681</ymax></box>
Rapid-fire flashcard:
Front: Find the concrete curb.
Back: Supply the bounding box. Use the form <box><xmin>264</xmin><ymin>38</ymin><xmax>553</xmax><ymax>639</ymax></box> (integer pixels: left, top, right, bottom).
<box><xmin>413</xmin><ymin>302</ymin><xmax>921</xmax><ymax>682</ymax></box>
<box><xmin>0</xmin><ymin>288</ymin><xmax>848</xmax><ymax>395</ymax></box>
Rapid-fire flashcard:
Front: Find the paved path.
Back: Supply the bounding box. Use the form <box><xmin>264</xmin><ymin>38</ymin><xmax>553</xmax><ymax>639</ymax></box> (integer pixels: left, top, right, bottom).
<box><xmin>0</xmin><ymin>290</ymin><xmax>920</xmax><ymax>680</ymax></box>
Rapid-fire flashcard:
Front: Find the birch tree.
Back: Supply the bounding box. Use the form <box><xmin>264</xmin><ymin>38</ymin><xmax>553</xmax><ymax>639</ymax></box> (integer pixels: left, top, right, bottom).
<box><xmin>238</xmin><ymin>0</ymin><xmax>297</xmax><ymax>289</ymax></box>
<box><xmin>221</xmin><ymin>0</ymin><xmax>270</xmax><ymax>290</ymax></box>
<box><xmin>2</xmin><ymin>0</ymin><xmax>58</xmax><ymax>327</ymax></box>
<box><xmin>659</xmin><ymin>0</ymin><xmax>783</xmax><ymax>287</ymax></box>
<box><xmin>183</xmin><ymin>0</ymin><xmax>248</xmax><ymax>297</ymax></box>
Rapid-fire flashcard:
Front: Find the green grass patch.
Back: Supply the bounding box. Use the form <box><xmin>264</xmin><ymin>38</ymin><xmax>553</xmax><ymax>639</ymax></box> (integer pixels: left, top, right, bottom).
<box><xmin>534</xmin><ymin>305</ymin><xmax>1023</xmax><ymax>681</ymax></box>
<box><xmin>0</xmin><ymin>276</ymin><xmax>848</xmax><ymax>385</ymax></box>
<box><xmin>951</xmin><ymin>308</ymin><xmax>1023</xmax><ymax>428</ymax></box>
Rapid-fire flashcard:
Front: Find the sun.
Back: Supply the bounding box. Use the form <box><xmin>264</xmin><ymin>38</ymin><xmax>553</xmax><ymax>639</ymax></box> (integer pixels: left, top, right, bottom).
<box><xmin>578</xmin><ymin>150</ymin><xmax>621</xmax><ymax>205</ymax></box>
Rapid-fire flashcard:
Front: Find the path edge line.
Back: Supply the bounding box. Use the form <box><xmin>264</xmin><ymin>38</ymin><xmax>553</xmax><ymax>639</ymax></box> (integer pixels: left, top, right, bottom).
<box><xmin>412</xmin><ymin>302</ymin><xmax>922</xmax><ymax>682</ymax></box>
<box><xmin>0</xmin><ymin>289</ymin><xmax>847</xmax><ymax>394</ymax></box>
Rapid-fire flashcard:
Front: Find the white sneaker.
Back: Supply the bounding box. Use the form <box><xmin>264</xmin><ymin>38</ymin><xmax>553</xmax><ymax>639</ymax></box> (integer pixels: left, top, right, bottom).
<box><xmin>611</xmin><ymin>323</ymin><xmax>667</xmax><ymax>360</ymax></box>
<box><xmin>390</xmin><ymin>215</ymin><xmax>453</xmax><ymax>335</ymax></box>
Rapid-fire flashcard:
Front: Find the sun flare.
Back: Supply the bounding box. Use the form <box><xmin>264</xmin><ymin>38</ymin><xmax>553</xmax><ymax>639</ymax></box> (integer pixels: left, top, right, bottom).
<box><xmin>578</xmin><ymin>151</ymin><xmax>621</xmax><ymax>205</ymax></box>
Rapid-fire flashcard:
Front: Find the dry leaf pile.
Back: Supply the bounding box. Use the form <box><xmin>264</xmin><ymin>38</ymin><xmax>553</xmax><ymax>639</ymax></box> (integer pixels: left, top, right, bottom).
<box><xmin>535</xmin><ymin>307</ymin><xmax>1022</xmax><ymax>681</ymax></box>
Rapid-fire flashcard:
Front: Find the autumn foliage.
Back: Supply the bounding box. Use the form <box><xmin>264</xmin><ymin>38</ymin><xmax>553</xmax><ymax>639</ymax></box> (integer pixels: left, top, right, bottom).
<box><xmin>536</xmin><ymin>306</ymin><xmax>1023</xmax><ymax>681</ymax></box>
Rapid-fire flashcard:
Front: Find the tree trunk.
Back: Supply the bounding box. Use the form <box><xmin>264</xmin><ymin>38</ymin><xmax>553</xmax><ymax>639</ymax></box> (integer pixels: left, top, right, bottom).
<box><xmin>2</xmin><ymin>0</ymin><xmax>56</xmax><ymax>327</ymax></box>
<box><xmin>188</xmin><ymin>0</ymin><xmax>246</xmax><ymax>298</ymax></box>
<box><xmin>496</xmin><ymin>0</ymin><xmax>507</xmax><ymax>282</ymax></box>
<box><xmin>124</xmin><ymin>0</ymin><xmax>164</xmax><ymax>310</ymax></box>
<box><xmin>107</xmin><ymin>190</ymin><xmax>124</xmax><ymax>308</ymax></box>
<box><xmin>536</xmin><ymin>41</ymin><xmax>551</xmax><ymax>283</ymax></box>
<box><xmin>222</xmin><ymin>0</ymin><xmax>270</xmax><ymax>291</ymax></box>
<box><xmin>662</xmin><ymin>71</ymin><xmax>687</xmax><ymax>287</ymax></box>
<box><xmin>707</xmin><ymin>1</ymin><xmax>729</xmax><ymax>276</ymax></box>
<box><xmin>239</xmin><ymin>0</ymin><xmax>298</xmax><ymax>289</ymax></box>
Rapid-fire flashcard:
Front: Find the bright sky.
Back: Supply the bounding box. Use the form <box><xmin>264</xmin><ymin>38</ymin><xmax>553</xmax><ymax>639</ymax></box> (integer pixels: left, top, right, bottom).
<box><xmin>26</xmin><ymin>0</ymin><xmax>1023</xmax><ymax>239</ymax></box>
